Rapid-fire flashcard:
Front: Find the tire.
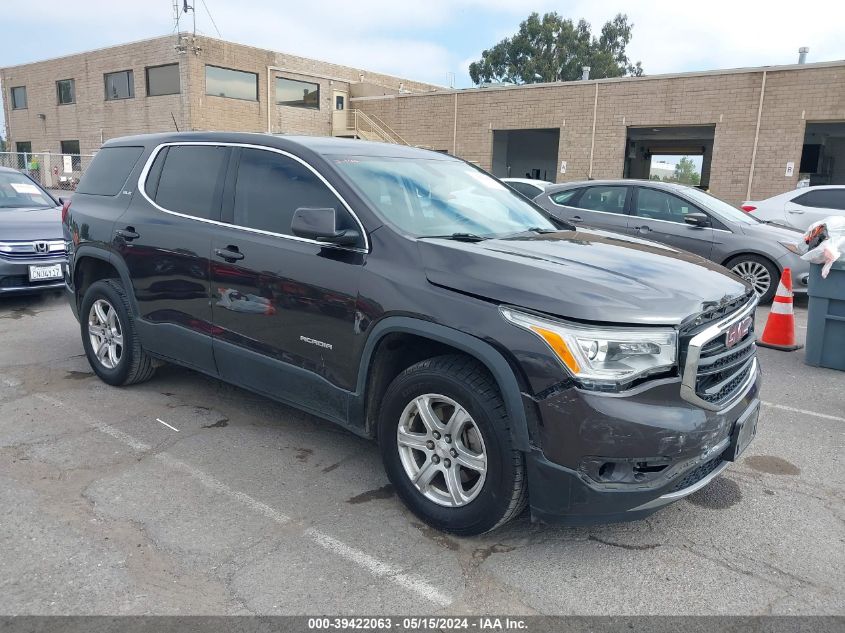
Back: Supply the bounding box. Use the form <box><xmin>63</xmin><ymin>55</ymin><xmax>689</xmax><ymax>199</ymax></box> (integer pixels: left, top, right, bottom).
<box><xmin>378</xmin><ymin>354</ymin><xmax>527</xmax><ymax>535</ymax></box>
<box><xmin>727</xmin><ymin>254</ymin><xmax>780</xmax><ymax>304</ymax></box>
<box><xmin>80</xmin><ymin>279</ymin><xmax>156</xmax><ymax>386</ymax></box>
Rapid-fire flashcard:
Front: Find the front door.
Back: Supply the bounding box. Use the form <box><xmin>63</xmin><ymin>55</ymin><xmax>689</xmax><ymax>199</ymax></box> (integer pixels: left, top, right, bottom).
<box><xmin>628</xmin><ymin>186</ymin><xmax>714</xmax><ymax>258</ymax></box>
<box><xmin>332</xmin><ymin>90</ymin><xmax>349</xmax><ymax>136</ymax></box>
<box><xmin>210</xmin><ymin>146</ymin><xmax>366</xmax><ymax>423</ymax></box>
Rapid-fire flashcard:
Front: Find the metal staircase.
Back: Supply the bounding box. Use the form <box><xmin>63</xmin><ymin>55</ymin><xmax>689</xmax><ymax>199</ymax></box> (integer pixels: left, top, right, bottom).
<box><xmin>335</xmin><ymin>109</ymin><xmax>409</xmax><ymax>145</ymax></box>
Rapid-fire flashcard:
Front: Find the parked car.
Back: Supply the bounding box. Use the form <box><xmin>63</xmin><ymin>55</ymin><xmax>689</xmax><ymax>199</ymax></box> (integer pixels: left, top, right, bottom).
<box><xmin>0</xmin><ymin>166</ymin><xmax>67</xmax><ymax>296</ymax></box>
<box><xmin>534</xmin><ymin>179</ymin><xmax>809</xmax><ymax>303</ymax></box>
<box><xmin>742</xmin><ymin>185</ymin><xmax>845</xmax><ymax>231</ymax></box>
<box><xmin>501</xmin><ymin>177</ymin><xmax>552</xmax><ymax>199</ymax></box>
<box><xmin>64</xmin><ymin>133</ymin><xmax>760</xmax><ymax>535</ymax></box>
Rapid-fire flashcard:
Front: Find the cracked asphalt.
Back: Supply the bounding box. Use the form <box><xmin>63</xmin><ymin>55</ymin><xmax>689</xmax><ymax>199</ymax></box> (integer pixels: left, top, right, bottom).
<box><xmin>0</xmin><ymin>292</ymin><xmax>843</xmax><ymax>615</ymax></box>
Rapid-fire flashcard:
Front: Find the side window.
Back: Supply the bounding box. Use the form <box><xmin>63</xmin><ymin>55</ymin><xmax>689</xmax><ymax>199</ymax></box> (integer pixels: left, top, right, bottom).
<box><xmin>233</xmin><ymin>148</ymin><xmax>355</xmax><ymax>238</ymax></box>
<box><xmin>576</xmin><ymin>186</ymin><xmax>628</xmax><ymax>214</ymax></box>
<box><xmin>634</xmin><ymin>188</ymin><xmax>700</xmax><ymax>224</ymax></box>
<box><xmin>153</xmin><ymin>145</ymin><xmax>229</xmax><ymax>220</ymax></box>
<box><xmin>76</xmin><ymin>146</ymin><xmax>144</xmax><ymax>196</ymax></box>
<box><xmin>793</xmin><ymin>189</ymin><xmax>845</xmax><ymax>210</ymax></box>
<box><xmin>550</xmin><ymin>189</ymin><xmax>580</xmax><ymax>206</ymax></box>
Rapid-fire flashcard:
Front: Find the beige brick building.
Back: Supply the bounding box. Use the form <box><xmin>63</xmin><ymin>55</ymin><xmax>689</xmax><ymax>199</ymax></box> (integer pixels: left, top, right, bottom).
<box><xmin>353</xmin><ymin>62</ymin><xmax>845</xmax><ymax>204</ymax></box>
<box><xmin>2</xmin><ymin>33</ymin><xmax>844</xmax><ymax>204</ymax></box>
<box><xmin>0</xmin><ymin>33</ymin><xmax>437</xmax><ymax>164</ymax></box>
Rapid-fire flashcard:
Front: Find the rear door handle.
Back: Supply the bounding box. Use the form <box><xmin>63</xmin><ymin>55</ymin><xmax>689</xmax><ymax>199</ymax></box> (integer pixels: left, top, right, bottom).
<box><xmin>634</xmin><ymin>225</ymin><xmax>651</xmax><ymax>232</ymax></box>
<box><xmin>114</xmin><ymin>227</ymin><xmax>139</xmax><ymax>241</ymax></box>
<box><xmin>570</xmin><ymin>216</ymin><xmax>583</xmax><ymax>223</ymax></box>
<box><xmin>787</xmin><ymin>209</ymin><xmax>805</xmax><ymax>214</ymax></box>
<box><xmin>215</xmin><ymin>246</ymin><xmax>244</xmax><ymax>262</ymax></box>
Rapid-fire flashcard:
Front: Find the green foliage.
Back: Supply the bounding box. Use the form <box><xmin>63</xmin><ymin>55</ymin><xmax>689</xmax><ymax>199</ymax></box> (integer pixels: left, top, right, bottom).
<box><xmin>673</xmin><ymin>156</ymin><xmax>701</xmax><ymax>186</ymax></box>
<box><xmin>469</xmin><ymin>12</ymin><xmax>643</xmax><ymax>85</ymax></box>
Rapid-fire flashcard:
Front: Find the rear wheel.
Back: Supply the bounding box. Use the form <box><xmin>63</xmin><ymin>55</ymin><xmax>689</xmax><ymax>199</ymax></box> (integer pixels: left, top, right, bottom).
<box><xmin>80</xmin><ymin>280</ymin><xmax>156</xmax><ymax>386</ymax></box>
<box><xmin>378</xmin><ymin>355</ymin><xmax>527</xmax><ymax>535</ymax></box>
<box><xmin>727</xmin><ymin>254</ymin><xmax>779</xmax><ymax>304</ymax></box>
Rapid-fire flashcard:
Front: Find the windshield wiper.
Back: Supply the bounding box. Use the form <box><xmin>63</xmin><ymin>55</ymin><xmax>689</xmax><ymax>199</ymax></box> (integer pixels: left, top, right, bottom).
<box><xmin>422</xmin><ymin>233</ymin><xmax>488</xmax><ymax>242</ymax></box>
<box><xmin>526</xmin><ymin>227</ymin><xmax>559</xmax><ymax>234</ymax></box>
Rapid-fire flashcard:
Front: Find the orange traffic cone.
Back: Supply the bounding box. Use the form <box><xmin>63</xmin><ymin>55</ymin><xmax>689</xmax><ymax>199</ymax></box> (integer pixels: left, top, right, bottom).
<box><xmin>757</xmin><ymin>268</ymin><xmax>803</xmax><ymax>351</ymax></box>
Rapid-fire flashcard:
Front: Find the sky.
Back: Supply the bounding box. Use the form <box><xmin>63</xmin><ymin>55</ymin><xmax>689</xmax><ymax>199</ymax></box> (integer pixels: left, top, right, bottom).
<box><xmin>2</xmin><ymin>0</ymin><xmax>845</xmax><ymax>137</ymax></box>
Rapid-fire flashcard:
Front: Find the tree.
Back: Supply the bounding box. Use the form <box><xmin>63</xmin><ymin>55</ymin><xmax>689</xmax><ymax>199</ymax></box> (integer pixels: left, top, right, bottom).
<box><xmin>469</xmin><ymin>12</ymin><xmax>643</xmax><ymax>85</ymax></box>
<box><xmin>673</xmin><ymin>157</ymin><xmax>701</xmax><ymax>186</ymax></box>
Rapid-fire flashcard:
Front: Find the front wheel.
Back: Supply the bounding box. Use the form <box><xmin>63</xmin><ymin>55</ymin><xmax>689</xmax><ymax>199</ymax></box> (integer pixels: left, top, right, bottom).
<box><xmin>727</xmin><ymin>254</ymin><xmax>780</xmax><ymax>304</ymax></box>
<box><xmin>378</xmin><ymin>355</ymin><xmax>527</xmax><ymax>535</ymax></box>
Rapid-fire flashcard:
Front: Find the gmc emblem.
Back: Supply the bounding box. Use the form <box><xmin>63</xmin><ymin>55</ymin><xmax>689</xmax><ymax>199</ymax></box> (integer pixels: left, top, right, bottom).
<box><xmin>725</xmin><ymin>316</ymin><xmax>753</xmax><ymax>348</ymax></box>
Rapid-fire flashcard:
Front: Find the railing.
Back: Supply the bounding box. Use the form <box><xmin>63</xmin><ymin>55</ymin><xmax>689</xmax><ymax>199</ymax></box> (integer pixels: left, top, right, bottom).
<box><xmin>350</xmin><ymin>110</ymin><xmax>409</xmax><ymax>145</ymax></box>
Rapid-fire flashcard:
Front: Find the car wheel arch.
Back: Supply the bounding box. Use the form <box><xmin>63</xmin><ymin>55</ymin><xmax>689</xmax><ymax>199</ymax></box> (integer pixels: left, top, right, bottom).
<box><xmin>73</xmin><ymin>247</ymin><xmax>138</xmax><ymax>315</ymax></box>
<box><xmin>353</xmin><ymin>316</ymin><xmax>532</xmax><ymax>452</ymax></box>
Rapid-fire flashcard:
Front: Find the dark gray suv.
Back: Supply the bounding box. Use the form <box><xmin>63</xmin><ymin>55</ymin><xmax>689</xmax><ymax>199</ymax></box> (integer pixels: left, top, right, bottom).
<box><xmin>534</xmin><ymin>180</ymin><xmax>809</xmax><ymax>303</ymax></box>
<box><xmin>64</xmin><ymin>133</ymin><xmax>761</xmax><ymax>534</ymax></box>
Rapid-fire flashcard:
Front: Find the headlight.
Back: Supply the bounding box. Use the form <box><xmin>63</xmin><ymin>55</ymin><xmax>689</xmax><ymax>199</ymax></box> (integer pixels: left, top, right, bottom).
<box><xmin>778</xmin><ymin>240</ymin><xmax>802</xmax><ymax>255</ymax></box>
<box><xmin>501</xmin><ymin>307</ymin><xmax>677</xmax><ymax>388</ymax></box>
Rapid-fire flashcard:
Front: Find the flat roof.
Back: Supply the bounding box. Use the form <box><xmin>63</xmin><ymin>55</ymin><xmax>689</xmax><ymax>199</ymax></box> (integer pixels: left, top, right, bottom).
<box><xmin>350</xmin><ymin>58</ymin><xmax>845</xmax><ymax>101</ymax></box>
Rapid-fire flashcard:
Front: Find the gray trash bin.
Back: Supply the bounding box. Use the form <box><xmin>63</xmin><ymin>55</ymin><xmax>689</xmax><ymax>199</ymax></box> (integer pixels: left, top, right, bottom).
<box><xmin>805</xmin><ymin>260</ymin><xmax>845</xmax><ymax>371</ymax></box>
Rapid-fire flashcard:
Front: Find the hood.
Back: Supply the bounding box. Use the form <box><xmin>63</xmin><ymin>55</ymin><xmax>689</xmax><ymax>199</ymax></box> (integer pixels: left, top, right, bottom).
<box><xmin>0</xmin><ymin>206</ymin><xmax>63</xmax><ymax>241</ymax></box>
<box><xmin>738</xmin><ymin>219</ymin><xmax>803</xmax><ymax>241</ymax></box>
<box><xmin>418</xmin><ymin>229</ymin><xmax>752</xmax><ymax>325</ymax></box>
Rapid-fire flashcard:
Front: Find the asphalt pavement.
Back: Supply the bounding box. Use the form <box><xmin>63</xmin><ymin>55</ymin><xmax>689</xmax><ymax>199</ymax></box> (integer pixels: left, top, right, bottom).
<box><xmin>0</xmin><ymin>291</ymin><xmax>842</xmax><ymax>615</ymax></box>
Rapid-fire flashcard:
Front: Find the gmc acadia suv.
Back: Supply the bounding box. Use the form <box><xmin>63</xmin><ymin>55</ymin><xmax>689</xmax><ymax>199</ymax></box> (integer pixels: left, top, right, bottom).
<box><xmin>63</xmin><ymin>133</ymin><xmax>761</xmax><ymax>535</ymax></box>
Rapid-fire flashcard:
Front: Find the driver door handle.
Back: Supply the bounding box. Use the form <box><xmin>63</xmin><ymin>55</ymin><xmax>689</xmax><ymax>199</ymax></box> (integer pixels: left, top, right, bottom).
<box><xmin>215</xmin><ymin>246</ymin><xmax>244</xmax><ymax>262</ymax></box>
<box><xmin>634</xmin><ymin>225</ymin><xmax>651</xmax><ymax>232</ymax></box>
<box><xmin>787</xmin><ymin>209</ymin><xmax>805</xmax><ymax>214</ymax></box>
<box><xmin>570</xmin><ymin>216</ymin><xmax>583</xmax><ymax>223</ymax></box>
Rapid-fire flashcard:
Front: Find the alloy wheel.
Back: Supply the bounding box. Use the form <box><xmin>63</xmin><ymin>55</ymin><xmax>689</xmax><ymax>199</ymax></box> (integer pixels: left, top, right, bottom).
<box><xmin>396</xmin><ymin>393</ymin><xmax>487</xmax><ymax>507</ymax></box>
<box><xmin>731</xmin><ymin>260</ymin><xmax>771</xmax><ymax>297</ymax></box>
<box><xmin>87</xmin><ymin>299</ymin><xmax>123</xmax><ymax>369</ymax></box>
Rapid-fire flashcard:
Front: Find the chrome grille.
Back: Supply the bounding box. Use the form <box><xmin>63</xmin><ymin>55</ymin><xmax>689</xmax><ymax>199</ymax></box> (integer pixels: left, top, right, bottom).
<box><xmin>680</xmin><ymin>297</ymin><xmax>758</xmax><ymax>411</ymax></box>
<box><xmin>0</xmin><ymin>240</ymin><xmax>66</xmax><ymax>260</ymax></box>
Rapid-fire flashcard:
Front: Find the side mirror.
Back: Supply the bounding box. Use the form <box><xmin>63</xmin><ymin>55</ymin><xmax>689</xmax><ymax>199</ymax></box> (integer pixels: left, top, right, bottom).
<box><xmin>291</xmin><ymin>207</ymin><xmax>361</xmax><ymax>246</ymax></box>
<box><xmin>684</xmin><ymin>212</ymin><xmax>709</xmax><ymax>228</ymax></box>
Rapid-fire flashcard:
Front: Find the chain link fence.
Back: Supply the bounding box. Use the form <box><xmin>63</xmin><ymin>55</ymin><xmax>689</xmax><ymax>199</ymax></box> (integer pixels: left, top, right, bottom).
<box><xmin>0</xmin><ymin>151</ymin><xmax>96</xmax><ymax>195</ymax></box>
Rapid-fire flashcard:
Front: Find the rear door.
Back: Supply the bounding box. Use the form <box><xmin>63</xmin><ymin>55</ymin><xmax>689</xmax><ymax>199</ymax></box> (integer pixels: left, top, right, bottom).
<box><xmin>547</xmin><ymin>184</ymin><xmax>631</xmax><ymax>232</ymax></box>
<box><xmin>628</xmin><ymin>186</ymin><xmax>714</xmax><ymax>258</ymax></box>
<box><xmin>209</xmin><ymin>146</ymin><xmax>366</xmax><ymax>422</ymax></box>
<box><xmin>113</xmin><ymin>143</ymin><xmax>231</xmax><ymax>374</ymax></box>
<box><xmin>786</xmin><ymin>188</ymin><xmax>845</xmax><ymax>230</ymax></box>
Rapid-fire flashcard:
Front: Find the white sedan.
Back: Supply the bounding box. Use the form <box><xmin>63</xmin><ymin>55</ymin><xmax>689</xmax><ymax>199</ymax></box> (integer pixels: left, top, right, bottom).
<box><xmin>742</xmin><ymin>185</ymin><xmax>845</xmax><ymax>230</ymax></box>
<box><xmin>501</xmin><ymin>178</ymin><xmax>553</xmax><ymax>200</ymax></box>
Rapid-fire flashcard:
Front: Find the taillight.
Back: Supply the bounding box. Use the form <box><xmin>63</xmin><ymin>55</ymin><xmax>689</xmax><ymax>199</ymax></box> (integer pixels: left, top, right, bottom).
<box><xmin>740</xmin><ymin>205</ymin><xmax>756</xmax><ymax>212</ymax></box>
<box><xmin>61</xmin><ymin>199</ymin><xmax>71</xmax><ymax>224</ymax></box>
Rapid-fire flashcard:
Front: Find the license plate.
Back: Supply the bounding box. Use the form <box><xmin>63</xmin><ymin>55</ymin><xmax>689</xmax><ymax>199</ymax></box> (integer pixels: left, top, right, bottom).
<box><xmin>28</xmin><ymin>264</ymin><xmax>63</xmax><ymax>282</ymax></box>
<box><xmin>726</xmin><ymin>404</ymin><xmax>759</xmax><ymax>461</ymax></box>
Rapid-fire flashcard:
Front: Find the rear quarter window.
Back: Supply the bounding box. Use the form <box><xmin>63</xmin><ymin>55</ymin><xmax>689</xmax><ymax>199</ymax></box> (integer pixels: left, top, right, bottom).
<box><xmin>76</xmin><ymin>146</ymin><xmax>144</xmax><ymax>196</ymax></box>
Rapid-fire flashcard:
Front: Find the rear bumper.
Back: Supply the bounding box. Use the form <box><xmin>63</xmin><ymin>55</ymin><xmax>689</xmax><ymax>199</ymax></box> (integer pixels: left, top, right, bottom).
<box><xmin>525</xmin><ymin>366</ymin><xmax>762</xmax><ymax>525</ymax></box>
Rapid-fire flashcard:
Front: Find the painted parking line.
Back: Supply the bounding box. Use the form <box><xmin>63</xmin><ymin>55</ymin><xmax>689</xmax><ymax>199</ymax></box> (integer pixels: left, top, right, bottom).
<box><xmin>156</xmin><ymin>418</ymin><xmax>180</xmax><ymax>432</ymax></box>
<box><xmin>761</xmin><ymin>401</ymin><xmax>845</xmax><ymax>423</ymax></box>
<box><xmin>34</xmin><ymin>393</ymin><xmax>451</xmax><ymax>608</ymax></box>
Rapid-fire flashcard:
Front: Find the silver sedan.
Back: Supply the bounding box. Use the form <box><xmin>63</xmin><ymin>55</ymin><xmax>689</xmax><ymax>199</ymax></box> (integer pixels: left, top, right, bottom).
<box><xmin>533</xmin><ymin>179</ymin><xmax>809</xmax><ymax>303</ymax></box>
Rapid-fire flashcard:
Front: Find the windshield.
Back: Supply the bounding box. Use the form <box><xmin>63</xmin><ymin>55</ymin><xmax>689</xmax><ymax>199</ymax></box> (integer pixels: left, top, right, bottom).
<box><xmin>0</xmin><ymin>172</ymin><xmax>54</xmax><ymax>209</ymax></box>
<box><xmin>682</xmin><ymin>187</ymin><xmax>759</xmax><ymax>225</ymax></box>
<box><xmin>331</xmin><ymin>156</ymin><xmax>556</xmax><ymax>238</ymax></box>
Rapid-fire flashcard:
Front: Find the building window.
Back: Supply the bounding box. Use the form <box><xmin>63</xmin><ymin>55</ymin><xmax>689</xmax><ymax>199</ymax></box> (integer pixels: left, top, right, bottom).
<box><xmin>56</xmin><ymin>79</ymin><xmax>75</xmax><ymax>105</ymax></box>
<box><xmin>276</xmin><ymin>76</ymin><xmax>320</xmax><ymax>109</ymax></box>
<box><xmin>10</xmin><ymin>86</ymin><xmax>27</xmax><ymax>110</ymax></box>
<box><xmin>205</xmin><ymin>65</ymin><xmax>258</xmax><ymax>101</ymax></box>
<box><xmin>60</xmin><ymin>140</ymin><xmax>82</xmax><ymax>170</ymax></box>
<box><xmin>146</xmin><ymin>63</ymin><xmax>180</xmax><ymax>96</ymax></box>
<box><xmin>104</xmin><ymin>70</ymin><xmax>134</xmax><ymax>101</ymax></box>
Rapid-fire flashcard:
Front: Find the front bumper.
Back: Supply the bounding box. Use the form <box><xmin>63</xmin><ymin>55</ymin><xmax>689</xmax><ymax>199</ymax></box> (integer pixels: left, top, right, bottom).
<box><xmin>777</xmin><ymin>252</ymin><xmax>810</xmax><ymax>293</ymax></box>
<box><xmin>0</xmin><ymin>257</ymin><xmax>67</xmax><ymax>295</ymax></box>
<box><xmin>525</xmin><ymin>366</ymin><xmax>762</xmax><ymax>525</ymax></box>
